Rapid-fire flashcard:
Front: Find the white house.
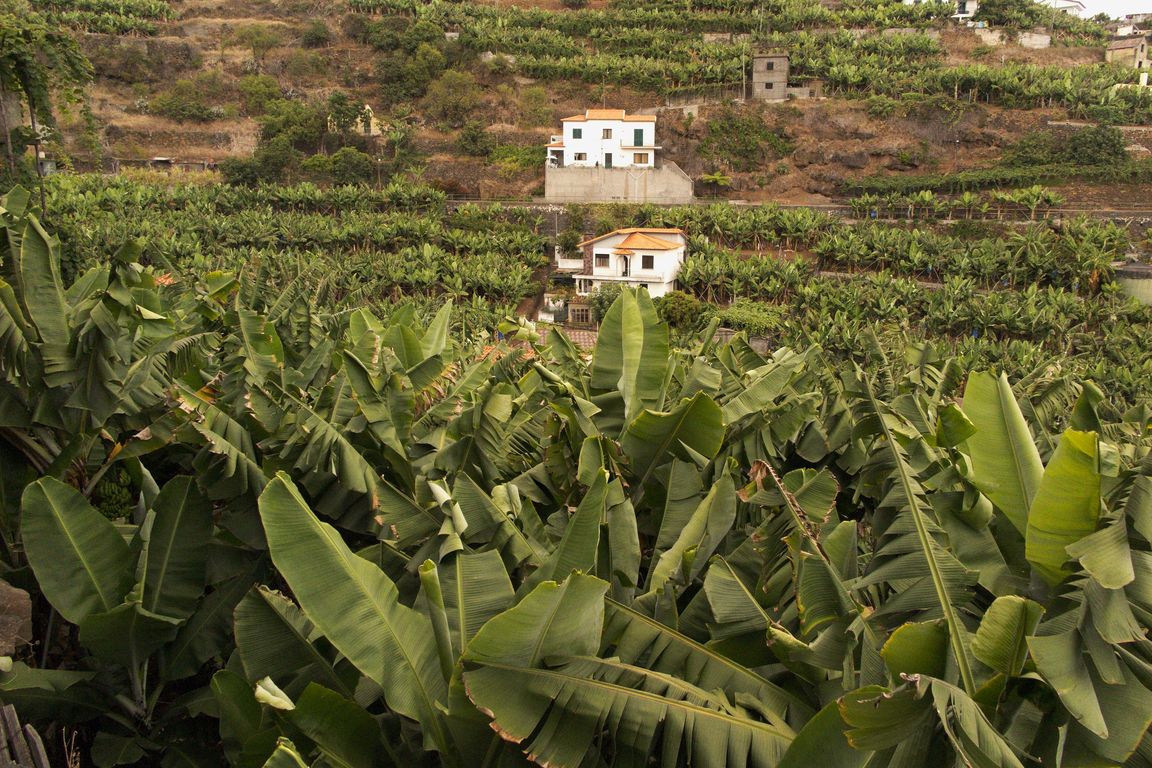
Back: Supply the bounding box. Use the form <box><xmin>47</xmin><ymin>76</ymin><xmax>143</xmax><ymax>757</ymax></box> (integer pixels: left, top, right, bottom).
<box><xmin>1037</xmin><ymin>0</ymin><xmax>1085</xmax><ymax>15</ymax></box>
<box><xmin>547</xmin><ymin>109</ymin><xmax>659</xmax><ymax>170</ymax></box>
<box><xmin>572</xmin><ymin>228</ymin><xmax>688</xmax><ymax>298</ymax></box>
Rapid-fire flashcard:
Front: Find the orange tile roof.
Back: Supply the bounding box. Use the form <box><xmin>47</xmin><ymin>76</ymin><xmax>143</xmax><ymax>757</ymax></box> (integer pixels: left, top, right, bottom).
<box><xmin>578</xmin><ymin>227</ymin><xmax>686</xmax><ymax>249</ymax></box>
<box><xmin>547</xmin><ymin>141</ymin><xmax>564</xmax><ymax>147</ymax></box>
<box><xmin>562</xmin><ymin>109</ymin><xmax>657</xmax><ymax>123</ymax></box>
<box><xmin>617</xmin><ymin>232</ymin><xmax>684</xmax><ymax>251</ymax></box>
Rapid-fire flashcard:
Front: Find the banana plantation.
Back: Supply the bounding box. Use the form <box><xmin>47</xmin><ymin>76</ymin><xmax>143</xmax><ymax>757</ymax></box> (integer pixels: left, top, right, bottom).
<box><xmin>37</xmin><ymin>176</ymin><xmax>1152</xmax><ymax>406</ymax></box>
<box><xmin>344</xmin><ymin>0</ymin><xmax>1147</xmax><ymax>121</ymax></box>
<box><xmin>3</xmin><ymin>183</ymin><xmax>1152</xmax><ymax>768</ymax></box>
<box><xmin>30</xmin><ymin>0</ymin><xmax>174</xmax><ymax>35</ymax></box>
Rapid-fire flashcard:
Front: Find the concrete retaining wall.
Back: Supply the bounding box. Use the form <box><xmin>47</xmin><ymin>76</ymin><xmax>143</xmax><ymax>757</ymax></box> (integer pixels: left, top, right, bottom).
<box><xmin>973</xmin><ymin>28</ymin><xmax>1051</xmax><ymax>48</ymax></box>
<box><xmin>544</xmin><ymin>163</ymin><xmax>695</xmax><ymax>204</ymax></box>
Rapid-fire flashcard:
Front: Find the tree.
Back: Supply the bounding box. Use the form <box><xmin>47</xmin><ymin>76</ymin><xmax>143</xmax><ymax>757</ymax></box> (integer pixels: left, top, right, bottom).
<box><xmin>301</xmin><ymin>20</ymin><xmax>330</xmax><ymax>49</ymax></box>
<box><xmin>519</xmin><ymin>86</ymin><xmax>552</xmax><ymax>127</ymax></box>
<box><xmin>376</xmin><ymin>43</ymin><xmax>445</xmax><ymax>103</ymax></box>
<box><xmin>421</xmin><ymin>70</ymin><xmax>483</xmax><ymax>128</ymax></box>
<box><xmin>0</xmin><ymin>0</ymin><xmax>91</xmax><ymax>201</ymax></box>
<box><xmin>238</xmin><ymin>74</ymin><xmax>281</xmax><ymax>116</ymax></box>
<box><xmin>228</xmin><ymin>24</ymin><xmax>284</xmax><ymax>73</ymax></box>
<box><xmin>326</xmin><ymin>91</ymin><xmax>367</xmax><ymax>138</ymax></box>
<box><xmin>329</xmin><ymin>146</ymin><xmax>375</xmax><ymax>184</ymax></box>
<box><xmin>457</xmin><ymin>120</ymin><xmax>493</xmax><ymax>157</ymax></box>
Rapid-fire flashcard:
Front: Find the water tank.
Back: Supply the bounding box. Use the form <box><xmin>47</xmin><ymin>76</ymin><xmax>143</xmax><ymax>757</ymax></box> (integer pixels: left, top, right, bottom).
<box><xmin>1115</xmin><ymin>262</ymin><xmax>1152</xmax><ymax>305</ymax></box>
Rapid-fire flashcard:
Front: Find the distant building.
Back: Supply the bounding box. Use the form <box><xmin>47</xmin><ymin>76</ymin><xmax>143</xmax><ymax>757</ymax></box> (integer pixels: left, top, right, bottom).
<box><xmin>1036</xmin><ymin>0</ymin><xmax>1085</xmax><ymax>16</ymax></box>
<box><xmin>1107</xmin><ymin>35</ymin><xmax>1150</xmax><ymax>68</ymax></box>
<box><xmin>751</xmin><ymin>51</ymin><xmax>789</xmax><ymax>101</ymax></box>
<box><xmin>327</xmin><ymin>104</ymin><xmax>383</xmax><ymax>137</ymax></box>
<box><xmin>749</xmin><ymin>52</ymin><xmax>823</xmax><ymax>101</ymax></box>
<box><xmin>544</xmin><ymin>111</ymin><xmax>694</xmax><ymax>203</ymax></box>
<box><xmin>547</xmin><ymin>109</ymin><xmax>658</xmax><ymax>169</ymax></box>
<box><xmin>571</xmin><ymin>228</ymin><xmax>688</xmax><ymax>298</ymax></box>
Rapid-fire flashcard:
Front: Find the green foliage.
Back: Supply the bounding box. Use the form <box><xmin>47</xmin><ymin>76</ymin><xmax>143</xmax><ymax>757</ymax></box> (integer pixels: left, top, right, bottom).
<box><xmin>237</xmin><ymin>74</ymin><xmax>281</xmax><ymax>116</ymax></box>
<box><xmin>325</xmin><ymin>91</ymin><xmax>366</xmax><ymax>136</ymax></box>
<box><xmin>1005</xmin><ymin>125</ymin><xmax>1129</xmax><ymax>168</ymax></box>
<box><xmin>4</xmin><ymin>197</ymin><xmax>1152</xmax><ymax>768</ymax></box>
<box><xmin>226</xmin><ymin>23</ymin><xmax>284</xmax><ymax>70</ymax></box>
<box><xmin>327</xmin><ymin>146</ymin><xmax>375</xmax><ymax>184</ymax></box>
<box><xmin>975</xmin><ymin>0</ymin><xmax>1107</xmax><ymax>43</ymax></box>
<box><xmin>697</xmin><ymin>105</ymin><xmax>793</xmax><ymax>173</ymax></box>
<box><xmin>148</xmin><ymin>78</ymin><xmax>218</xmax><ymax>123</ymax></box>
<box><xmin>653</xmin><ymin>290</ymin><xmax>705</xmax><ymax>330</ymax></box>
<box><xmin>587</xmin><ymin>281</ymin><xmax>624</xmax><ymax>322</ymax></box>
<box><xmin>421</xmin><ymin>69</ymin><xmax>483</xmax><ymax>128</ymax></box>
<box><xmin>518</xmin><ymin>85</ymin><xmax>552</xmax><ymax>127</ymax></box>
<box><xmin>300</xmin><ymin>20</ymin><xmax>330</xmax><ymax>48</ymax></box>
<box><xmin>456</xmin><ymin>120</ymin><xmax>493</xmax><ymax>157</ymax></box>
<box><xmin>489</xmin><ymin>144</ymin><xmax>545</xmax><ymax>173</ymax></box>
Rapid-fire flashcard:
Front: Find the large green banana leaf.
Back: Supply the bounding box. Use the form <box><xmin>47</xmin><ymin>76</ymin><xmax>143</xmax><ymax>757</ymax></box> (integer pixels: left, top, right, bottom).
<box><xmin>961</xmin><ymin>371</ymin><xmax>1043</xmax><ymax>536</ymax></box>
<box><xmin>258</xmin><ymin>473</ymin><xmax>449</xmax><ymax>752</ymax></box>
<box><xmin>1025</xmin><ymin>429</ymin><xmax>1101</xmax><ymax>586</ymax></box>
<box><xmin>138</xmin><ymin>476</ymin><xmax>212</xmax><ymax>621</ymax></box>
<box><xmin>465</xmin><ymin>657</ymin><xmax>792</xmax><ymax>768</ymax></box>
<box><xmin>21</xmin><ymin>477</ymin><xmax>133</xmax><ymax>624</ymax></box>
<box><xmin>590</xmin><ymin>287</ymin><xmax>669</xmax><ymax>425</ymax></box>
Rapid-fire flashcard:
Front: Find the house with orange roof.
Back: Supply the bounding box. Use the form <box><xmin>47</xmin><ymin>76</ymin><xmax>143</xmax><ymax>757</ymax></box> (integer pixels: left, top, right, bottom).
<box><xmin>544</xmin><ymin>109</ymin><xmax>694</xmax><ymax>203</ymax></box>
<box><xmin>547</xmin><ymin>109</ymin><xmax>659</xmax><ymax>170</ymax></box>
<box><xmin>570</xmin><ymin>227</ymin><xmax>688</xmax><ymax>298</ymax></box>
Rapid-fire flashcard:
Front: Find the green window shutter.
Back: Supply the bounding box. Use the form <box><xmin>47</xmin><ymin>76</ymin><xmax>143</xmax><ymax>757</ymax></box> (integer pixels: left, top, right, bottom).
<box><xmin>573</xmin><ymin>128</ymin><xmax>582</xmax><ymax>139</ymax></box>
<box><xmin>634</xmin><ymin>128</ymin><xmax>644</xmax><ymax>146</ymax></box>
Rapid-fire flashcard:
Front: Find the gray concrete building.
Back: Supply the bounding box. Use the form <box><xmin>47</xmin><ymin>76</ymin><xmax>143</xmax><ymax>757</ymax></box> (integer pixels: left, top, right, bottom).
<box><xmin>750</xmin><ymin>52</ymin><xmax>789</xmax><ymax>102</ymax></box>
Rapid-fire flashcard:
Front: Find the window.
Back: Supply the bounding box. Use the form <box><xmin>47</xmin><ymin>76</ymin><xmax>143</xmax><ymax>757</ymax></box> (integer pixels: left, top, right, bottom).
<box><xmin>642</xmin><ymin>254</ymin><xmax>654</xmax><ymax>270</ymax></box>
<box><xmin>595</xmin><ymin>254</ymin><xmax>609</xmax><ymax>268</ymax></box>
<box><xmin>765</xmin><ymin>61</ymin><xmax>774</xmax><ymax>70</ymax></box>
<box><xmin>633</xmin><ymin>153</ymin><xmax>649</xmax><ymax>164</ymax></box>
<box><xmin>574</xmin><ymin>152</ymin><xmax>587</xmax><ymax>161</ymax></box>
<box><xmin>602</xmin><ymin>128</ymin><xmax>613</xmax><ymax>139</ymax></box>
<box><xmin>633</xmin><ymin>128</ymin><xmax>644</xmax><ymax>145</ymax></box>
<box><xmin>572</xmin><ymin>128</ymin><xmax>582</xmax><ymax>139</ymax></box>
<box><xmin>570</xmin><ymin>307</ymin><xmax>591</xmax><ymax>324</ymax></box>
<box><xmin>764</xmin><ymin>82</ymin><xmax>774</xmax><ymax>89</ymax></box>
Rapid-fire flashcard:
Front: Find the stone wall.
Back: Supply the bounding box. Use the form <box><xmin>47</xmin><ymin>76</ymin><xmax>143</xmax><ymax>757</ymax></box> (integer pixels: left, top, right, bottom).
<box><xmin>544</xmin><ymin>163</ymin><xmax>695</xmax><ymax>204</ymax></box>
<box><xmin>972</xmin><ymin>27</ymin><xmax>1051</xmax><ymax>48</ymax></box>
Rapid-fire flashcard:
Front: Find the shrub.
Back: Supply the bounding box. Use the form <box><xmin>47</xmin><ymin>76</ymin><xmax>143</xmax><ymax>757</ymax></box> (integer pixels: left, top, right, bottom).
<box><xmin>865</xmin><ymin>95</ymin><xmax>898</xmax><ymax>119</ymax></box>
<box><xmin>654</xmin><ymin>291</ymin><xmax>705</xmax><ymax>330</ymax></box>
<box><xmin>422</xmin><ymin>70</ymin><xmax>483</xmax><ymax>128</ymax></box>
<box><xmin>227</xmin><ymin>24</ymin><xmax>284</xmax><ymax>71</ymax></box>
<box><xmin>149</xmin><ymin>80</ymin><xmax>217</xmax><ymax>122</ymax></box>
<box><xmin>489</xmin><ymin>144</ymin><xmax>545</xmax><ymax>172</ymax></box>
<box><xmin>238</xmin><ymin>74</ymin><xmax>281</xmax><ymax>116</ymax></box>
<box><xmin>1005</xmin><ymin>126</ymin><xmax>1128</xmax><ymax>168</ymax></box>
<box><xmin>696</xmin><ymin>105</ymin><xmax>792</xmax><ymax>172</ymax></box>
<box><xmin>588</xmin><ymin>283</ymin><xmax>625</xmax><ymax>322</ymax></box>
<box><xmin>457</xmin><ymin>121</ymin><xmax>493</xmax><ymax>157</ymax></box>
<box><xmin>329</xmin><ymin>146</ymin><xmax>376</xmax><ymax>184</ymax></box>
<box><xmin>519</xmin><ymin>85</ymin><xmax>552</xmax><ymax>127</ymax></box>
<box><xmin>713</xmin><ymin>299</ymin><xmax>786</xmax><ymax>337</ymax></box>
<box><xmin>377</xmin><ymin>43</ymin><xmax>445</xmax><ymax>103</ymax></box>
<box><xmin>301</xmin><ymin>20</ymin><xmax>331</xmax><ymax>48</ymax></box>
